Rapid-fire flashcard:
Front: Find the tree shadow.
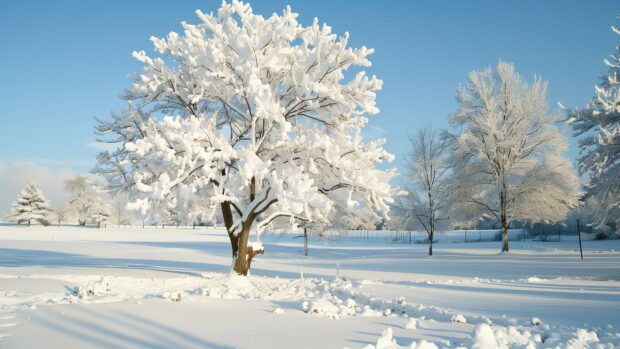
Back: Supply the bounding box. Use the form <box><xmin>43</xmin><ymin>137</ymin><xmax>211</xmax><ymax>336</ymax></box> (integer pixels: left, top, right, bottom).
<box><xmin>31</xmin><ymin>305</ymin><xmax>232</xmax><ymax>349</ymax></box>
<box><xmin>0</xmin><ymin>248</ymin><xmax>228</xmax><ymax>276</ymax></box>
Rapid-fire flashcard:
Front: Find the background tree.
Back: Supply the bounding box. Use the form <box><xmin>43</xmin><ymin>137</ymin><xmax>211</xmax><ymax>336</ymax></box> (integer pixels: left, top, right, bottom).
<box><xmin>91</xmin><ymin>205</ymin><xmax>111</xmax><ymax>228</ymax></box>
<box><xmin>295</xmin><ymin>196</ymin><xmax>380</xmax><ymax>256</ymax></box>
<box><xmin>64</xmin><ymin>176</ymin><xmax>98</xmax><ymax>225</ymax></box>
<box><xmin>565</xmin><ymin>25</ymin><xmax>620</xmax><ymax>235</ymax></box>
<box><xmin>93</xmin><ymin>0</ymin><xmax>398</xmax><ymax>275</ymax></box>
<box><xmin>394</xmin><ymin>127</ymin><xmax>450</xmax><ymax>255</ymax></box>
<box><xmin>53</xmin><ymin>201</ymin><xmax>72</xmax><ymax>226</ymax></box>
<box><xmin>64</xmin><ymin>175</ymin><xmax>113</xmax><ymax>226</ymax></box>
<box><xmin>6</xmin><ymin>182</ymin><xmax>52</xmax><ymax>226</ymax></box>
<box><xmin>449</xmin><ymin>62</ymin><xmax>580</xmax><ymax>252</ymax></box>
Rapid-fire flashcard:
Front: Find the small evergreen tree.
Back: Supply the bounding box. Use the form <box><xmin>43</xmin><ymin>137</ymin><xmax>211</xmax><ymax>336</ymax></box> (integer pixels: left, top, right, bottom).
<box><xmin>6</xmin><ymin>183</ymin><xmax>53</xmax><ymax>226</ymax></box>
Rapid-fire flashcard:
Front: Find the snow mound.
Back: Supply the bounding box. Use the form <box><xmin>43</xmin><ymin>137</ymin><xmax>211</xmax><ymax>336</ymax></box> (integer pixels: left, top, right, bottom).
<box><xmin>564</xmin><ymin>329</ymin><xmax>599</xmax><ymax>349</ymax></box>
<box><xmin>471</xmin><ymin>323</ymin><xmax>607</xmax><ymax>349</ymax></box>
<box><xmin>362</xmin><ymin>328</ymin><xmax>438</xmax><ymax>349</ymax></box>
<box><xmin>472</xmin><ymin>324</ymin><xmax>497</xmax><ymax>349</ymax></box>
<box><xmin>451</xmin><ymin>314</ymin><xmax>467</xmax><ymax>323</ymax></box>
<box><xmin>305</xmin><ymin>298</ymin><xmax>343</xmax><ymax>319</ymax></box>
<box><xmin>404</xmin><ymin>318</ymin><xmax>417</xmax><ymax>329</ymax></box>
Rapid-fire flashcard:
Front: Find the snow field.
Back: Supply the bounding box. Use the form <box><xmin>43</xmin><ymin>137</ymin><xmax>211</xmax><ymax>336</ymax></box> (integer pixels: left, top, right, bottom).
<box><xmin>0</xmin><ymin>227</ymin><xmax>619</xmax><ymax>348</ymax></box>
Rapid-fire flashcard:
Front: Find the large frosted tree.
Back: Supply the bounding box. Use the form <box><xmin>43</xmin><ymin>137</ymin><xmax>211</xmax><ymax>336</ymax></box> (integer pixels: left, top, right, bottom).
<box><xmin>93</xmin><ymin>0</ymin><xmax>398</xmax><ymax>275</ymax></box>
<box><xmin>6</xmin><ymin>183</ymin><xmax>52</xmax><ymax>226</ymax></box>
<box><xmin>565</xmin><ymin>25</ymin><xmax>620</xmax><ymax>232</ymax></box>
<box><xmin>449</xmin><ymin>62</ymin><xmax>580</xmax><ymax>252</ymax></box>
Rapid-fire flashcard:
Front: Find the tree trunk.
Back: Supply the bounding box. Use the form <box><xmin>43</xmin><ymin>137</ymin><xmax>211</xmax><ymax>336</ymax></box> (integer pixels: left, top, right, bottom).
<box><xmin>233</xmin><ymin>222</ymin><xmax>251</xmax><ymax>275</ymax></box>
<box><xmin>231</xmin><ymin>213</ymin><xmax>264</xmax><ymax>276</ymax></box>
<box><xmin>500</xmin><ymin>189</ymin><xmax>509</xmax><ymax>252</ymax></box>
<box><xmin>221</xmin><ymin>201</ymin><xmax>239</xmax><ymax>258</ymax></box>
<box><xmin>501</xmin><ymin>224</ymin><xmax>509</xmax><ymax>252</ymax></box>
<box><xmin>428</xmin><ymin>233</ymin><xmax>433</xmax><ymax>256</ymax></box>
<box><xmin>233</xmin><ymin>219</ymin><xmax>262</xmax><ymax>275</ymax></box>
<box><xmin>223</xmin><ymin>175</ymin><xmax>267</xmax><ymax>276</ymax></box>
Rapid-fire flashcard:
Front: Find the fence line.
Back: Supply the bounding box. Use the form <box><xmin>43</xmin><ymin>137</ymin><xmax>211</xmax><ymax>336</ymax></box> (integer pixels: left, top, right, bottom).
<box><xmin>321</xmin><ymin>229</ymin><xmax>530</xmax><ymax>245</ymax></box>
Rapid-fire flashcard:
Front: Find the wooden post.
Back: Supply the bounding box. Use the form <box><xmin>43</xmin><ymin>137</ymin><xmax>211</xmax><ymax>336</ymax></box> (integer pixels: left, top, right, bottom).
<box><xmin>577</xmin><ymin>219</ymin><xmax>584</xmax><ymax>260</ymax></box>
<box><xmin>465</xmin><ymin>229</ymin><xmax>467</xmax><ymax>243</ymax></box>
<box><xmin>304</xmin><ymin>227</ymin><xmax>308</xmax><ymax>256</ymax></box>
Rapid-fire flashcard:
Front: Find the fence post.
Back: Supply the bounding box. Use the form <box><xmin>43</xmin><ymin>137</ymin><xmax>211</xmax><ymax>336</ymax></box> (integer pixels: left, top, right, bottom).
<box><xmin>577</xmin><ymin>219</ymin><xmax>584</xmax><ymax>260</ymax></box>
<box><xmin>304</xmin><ymin>227</ymin><xmax>308</xmax><ymax>257</ymax></box>
<box><xmin>465</xmin><ymin>229</ymin><xmax>467</xmax><ymax>243</ymax></box>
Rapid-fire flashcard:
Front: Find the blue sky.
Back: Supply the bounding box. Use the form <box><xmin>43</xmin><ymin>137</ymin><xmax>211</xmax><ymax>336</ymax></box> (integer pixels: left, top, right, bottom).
<box><xmin>0</xmin><ymin>0</ymin><xmax>617</xmax><ymax>204</ymax></box>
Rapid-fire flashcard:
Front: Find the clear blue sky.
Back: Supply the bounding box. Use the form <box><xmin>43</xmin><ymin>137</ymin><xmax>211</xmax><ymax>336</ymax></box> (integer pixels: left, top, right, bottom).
<box><xmin>0</xmin><ymin>0</ymin><xmax>617</xmax><ymax>176</ymax></box>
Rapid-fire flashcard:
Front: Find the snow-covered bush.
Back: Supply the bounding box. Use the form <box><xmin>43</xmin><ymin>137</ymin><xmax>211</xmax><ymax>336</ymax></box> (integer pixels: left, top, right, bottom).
<box><xmin>93</xmin><ymin>0</ymin><xmax>398</xmax><ymax>275</ymax></box>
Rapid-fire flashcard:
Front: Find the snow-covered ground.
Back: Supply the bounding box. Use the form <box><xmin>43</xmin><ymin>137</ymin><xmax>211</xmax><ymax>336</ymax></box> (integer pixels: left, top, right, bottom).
<box><xmin>0</xmin><ymin>226</ymin><xmax>618</xmax><ymax>348</ymax></box>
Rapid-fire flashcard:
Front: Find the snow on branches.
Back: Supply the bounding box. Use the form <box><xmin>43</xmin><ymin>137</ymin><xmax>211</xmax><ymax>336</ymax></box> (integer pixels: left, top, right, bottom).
<box><xmin>449</xmin><ymin>62</ymin><xmax>580</xmax><ymax>251</ymax></box>
<box><xmin>94</xmin><ymin>0</ymin><xmax>398</xmax><ymax>274</ymax></box>
<box><xmin>565</xmin><ymin>25</ymin><xmax>620</xmax><ymax>231</ymax></box>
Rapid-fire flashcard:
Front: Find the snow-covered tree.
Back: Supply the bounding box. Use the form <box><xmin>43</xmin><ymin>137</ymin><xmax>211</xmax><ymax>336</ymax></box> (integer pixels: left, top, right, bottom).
<box><xmin>394</xmin><ymin>127</ymin><xmax>450</xmax><ymax>256</ymax></box>
<box><xmin>294</xmin><ymin>195</ymin><xmax>379</xmax><ymax>256</ymax></box>
<box><xmin>93</xmin><ymin>0</ymin><xmax>398</xmax><ymax>275</ymax></box>
<box><xmin>64</xmin><ymin>176</ymin><xmax>112</xmax><ymax>226</ymax></box>
<box><xmin>449</xmin><ymin>62</ymin><xmax>580</xmax><ymax>252</ymax></box>
<box><xmin>565</xmin><ymin>25</ymin><xmax>620</xmax><ymax>233</ymax></box>
<box><xmin>109</xmin><ymin>193</ymin><xmax>133</xmax><ymax>226</ymax></box>
<box><xmin>91</xmin><ymin>205</ymin><xmax>111</xmax><ymax>228</ymax></box>
<box><xmin>185</xmin><ymin>198</ymin><xmax>218</xmax><ymax>227</ymax></box>
<box><xmin>6</xmin><ymin>183</ymin><xmax>52</xmax><ymax>226</ymax></box>
<box><xmin>159</xmin><ymin>203</ymin><xmax>181</xmax><ymax>228</ymax></box>
<box><xmin>53</xmin><ymin>201</ymin><xmax>72</xmax><ymax>226</ymax></box>
<box><xmin>64</xmin><ymin>176</ymin><xmax>95</xmax><ymax>225</ymax></box>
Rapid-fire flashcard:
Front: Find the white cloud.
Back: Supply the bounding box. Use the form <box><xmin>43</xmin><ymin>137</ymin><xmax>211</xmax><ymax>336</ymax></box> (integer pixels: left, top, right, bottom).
<box><xmin>0</xmin><ymin>160</ymin><xmax>81</xmax><ymax>216</ymax></box>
